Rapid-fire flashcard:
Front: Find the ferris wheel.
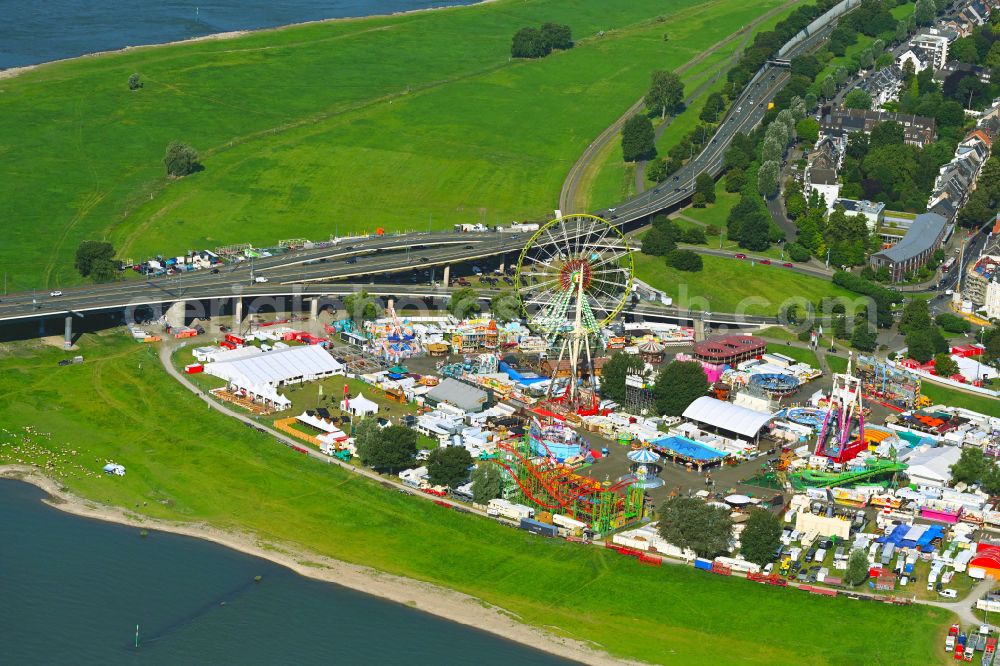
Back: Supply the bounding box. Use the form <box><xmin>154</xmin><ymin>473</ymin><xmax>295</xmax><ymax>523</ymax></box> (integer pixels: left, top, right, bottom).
<box><xmin>513</xmin><ymin>214</ymin><xmax>633</xmax><ymax>336</ymax></box>
<box><xmin>513</xmin><ymin>214</ymin><xmax>633</xmax><ymax>411</ymax></box>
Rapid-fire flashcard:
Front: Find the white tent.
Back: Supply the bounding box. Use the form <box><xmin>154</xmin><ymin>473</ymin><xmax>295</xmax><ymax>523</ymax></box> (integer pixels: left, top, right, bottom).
<box><xmin>205</xmin><ymin>345</ymin><xmax>343</xmax><ymax>391</ymax></box>
<box><xmin>341</xmin><ymin>392</ymin><xmax>379</xmax><ymax>416</ymax></box>
<box><xmin>903</xmin><ymin>445</ymin><xmax>962</xmax><ymax>488</ymax></box>
<box><xmin>682</xmin><ymin>396</ymin><xmax>773</xmax><ymax>440</ymax></box>
<box><xmin>297</xmin><ymin>411</ymin><xmax>340</xmax><ymax>433</ymax></box>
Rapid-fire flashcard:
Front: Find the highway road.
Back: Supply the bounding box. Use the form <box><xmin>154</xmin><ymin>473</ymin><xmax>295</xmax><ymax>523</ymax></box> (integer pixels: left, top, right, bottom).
<box><xmin>0</xmin><ymin>7</ymin><xmax>841</xmax><ymax>330</ymax></box>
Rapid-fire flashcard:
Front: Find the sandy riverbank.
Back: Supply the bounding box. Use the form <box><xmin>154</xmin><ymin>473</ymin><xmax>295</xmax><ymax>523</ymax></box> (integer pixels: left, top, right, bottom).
<box><xmin>0</xmin><ymin>464</ymin><xmax>640</xmax><ymax>666</ymax></box>
<box><xmin>0</xmin><ymin>0</ymin><xmax>495</xmax><ymax>81</ymax></box>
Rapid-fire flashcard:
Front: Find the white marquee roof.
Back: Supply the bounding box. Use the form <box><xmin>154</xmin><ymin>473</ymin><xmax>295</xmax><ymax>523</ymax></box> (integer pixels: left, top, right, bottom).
<box><xmin>682</xmin><ymin>396</ymin><xmax>773</xmax><ymax>438</ymax></box>
<box><xmin>205</xmin><ymin>344</ymin><xmax>342</xmax><ymax>389</ymax></box>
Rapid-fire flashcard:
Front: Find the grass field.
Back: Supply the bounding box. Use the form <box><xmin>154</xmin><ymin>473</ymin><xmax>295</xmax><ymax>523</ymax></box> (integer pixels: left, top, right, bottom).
<box><xmin>766</xmin><ymin>343</ymin><xmax>819</xmax><ymax>368</ymax></box>
<box><xmin>0</xmin><ymin>333</ymin><xmax>952</xmax><ymax>664</ymax></box>
<box><xmin>921</xmin><ymin>381</ymin><xmax>999</xmax><ymax>415</ymax></box>
<box><xmin>757</xmin><ymin>326</ymin><xmax>800</xmax><ymax>342</ymax></box>
<box><xmin>634</xmin><ymin>253</ymin><xmax>855</xmax><ymax>316</ymax></box>
<box><xmin>0</xmin><ymin>0</ymin><xmax>795</xmax><ymax>290</ymax></box>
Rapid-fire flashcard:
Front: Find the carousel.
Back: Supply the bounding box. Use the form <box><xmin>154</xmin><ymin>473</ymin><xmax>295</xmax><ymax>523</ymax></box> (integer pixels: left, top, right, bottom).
<box><xmin>638</xmin><ymin>339</ymin><xmax>666</xmax><ymax>364</ymax></box>
<box><xmin>619</xmin><ymin>447</ymin><xmax>665</xmax><ymax>489</ymax></box>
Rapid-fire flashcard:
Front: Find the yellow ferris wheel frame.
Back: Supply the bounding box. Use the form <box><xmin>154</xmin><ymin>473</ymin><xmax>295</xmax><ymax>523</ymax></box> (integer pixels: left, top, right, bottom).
<box><xmin>513</xmin><ymin>213</ymin><xmax>633</xmax><ymax>328</ymax></box>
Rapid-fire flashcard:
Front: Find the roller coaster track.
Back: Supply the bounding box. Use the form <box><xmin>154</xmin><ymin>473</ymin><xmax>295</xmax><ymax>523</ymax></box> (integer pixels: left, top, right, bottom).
<box><xmin>791</xmin><ymin>461</ymin><xmax>908</xmax><ymax>489</ymax></box>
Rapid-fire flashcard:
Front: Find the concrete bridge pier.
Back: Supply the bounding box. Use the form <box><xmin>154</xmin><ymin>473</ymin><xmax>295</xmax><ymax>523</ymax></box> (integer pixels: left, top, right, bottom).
<box><xmin>442</xmin><ymin>265</ymin><xmax>450</xmax><ymax>286</ymax></box>
<box><xmin>166</xmin><ymin>301</ymin><xmax>186</xmax><ymax>329</ymax></box>
<box><xmin>64</xmin><ymin>315</ymin><xmax>73</xmax><ymax>349</ymax></box>
<box><xmin>233</xmin><ymin>297</ymin><xmax>244</xmax><ymax>332</ymax></box>
<box><xmin>694</xmin><ymin>318</ymin><xmax>706</xmax><ymax>342</ymax></box>
<box><xmin>309</xmin><ymin>297</ymin><xmax>319</xmax><ymax>319</ymax></box>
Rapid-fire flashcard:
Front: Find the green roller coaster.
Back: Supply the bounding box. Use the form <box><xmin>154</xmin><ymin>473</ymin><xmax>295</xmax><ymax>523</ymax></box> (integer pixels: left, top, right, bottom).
<box><xmin>788</xmin><ymin>460</ymin><xmax>907</xmax><ymax>490</ymax></box>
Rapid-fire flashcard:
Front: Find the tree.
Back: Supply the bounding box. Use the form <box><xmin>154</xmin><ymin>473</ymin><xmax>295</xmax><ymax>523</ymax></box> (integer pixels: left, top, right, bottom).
<box><xmin>356</xmin><ymin>424</ymin><xmax>417</xmax><ymax>472</ymax></box>
<box><xmin>951</xmin><ymin>446</ymin><xmax>989</xmax><ymax>486</ymax></box>
<box><xmin>795</xmin><ymin>117</ymin><xmax>820</xmax><ymax>145</ymax></box>
<box><xmin>600</xmin><ymin>351</ymin><xmax>646</xmax><ymax>403</ymax></box>
<box><xmin>699</xmin><ymin>92</ymin><xmax>726</xmax><ymax>123</ymax></box>
<box><xmin>933</xmin><ymin>352</ymin><xmax>959</xmax><ymax>378</ymax></box>
<box><xmin>128</xmin><ymin>73</ymin><xmax>142</xmax><ymax>90</ymax></box>
<box><xmin>665</xmin><ymin>249</ymin><xmax>703</xmax><ymax>272</ymax></box>
<box><xmin>695</xmin><ymin>172</ymin><xmax>716</xmax><ymax>204</ymax></box>
<box><xmin>821</xmin><ymin>76</ymin><xmax>837</xmax><ymax>100</ymax></box>
<box><xmin>657</xmin><ymin>496</ymin><xmax>732</xmax><ymax>558</ymax></box>
<box><xmin>645</xmin><ymin>70</ymin><xmax>684</xmax><ymax>119</ymax></box>
<box><xmin>724</xmin><ymin>168</ymin><xmax>745</xmax><ymax>193</ymax></box>
<box><xmin>762</xmin><ymin>136</ymin><xmax>784</xmax><ymax>164</ymax></box>
<box><xmin>757</xmin><ymin>160</ymin><xmax>780</xmax><ymax>199</ymax></box>
<box><xmin>164</xmin><ymin>141</ymin><xmax>200</xmax><ymax>177</ymax></box>
<box><xmin>739</xmin><ymin>510</ymin><xmax>782</xmax><ymax>566</ymax></box>
<box><xmin>74</xmin><ymin>240</ymin><xmax>115</xmax><ymax>278</ymax></box>
<box><xmin>936</xmin><ymin>313</ymin><xmax>970</xmax><ymax>334</ymax></box>
<box><xmin>851</xmin><ymin>319</ymin><xmax>878</xmax><ymax>351</ymax></box>
<box><xmin>869</xmin><ymin>121</ymin><xmax>904</xmax><ymax>148</ymax></box>
<box><xmin>787</xmin><ymin>242</ymin><xmax>811</xmax><ymax>262</ymax></box>
<box><xmin>844</xmin><ymin>88</ymin><xmax>872</xmax><ymax>110</ymax></box>
<box><xmin>540</xmin><ymin>22</ymin><xmax>572</xmax><ymax>51</ymax></box>
<box><xmin>426</xmin><ymin>446</ymin><xmax>473</xmax><ymax>488</ymax></box>
<box><xmin>343</xmin><ymin>290</ymin><xmax>380</xmax><ymax>322</ymax></box>
<box><xmin>449</xmin><ymin>286</ymin><xmax>481</xmax><ymax>320</ymax></box>
<box><xmin>471</xmin><ymin>464</ymin><xmax>503</xmax><ymax>504</ymax></box>
<box><xmin>511</xmin><ymin>27</ymin><xmax>548</xmax><ymax>58</ymax></box>
<box><xmin>739</xmin><ymin>210</ymin><xmax>771</xmax><ymax>251</ymax></box>
<box><xmin>621</xmin><ymin>114</ymin><xmax>655</xmax><ymax>162</ymax></box>
<box><xmin>914</xmin><ymin>0</ymin><xmax>936</xmax><ymax>25</ymax></box>
<box><xmin>654</xmin><ymin>360</ymin><xmax>708</xmax><ymax>416</ymax></box>
<box><xmin>491</xmin><ymin>289</ymin><xmax>521</xmax><ymax>323</ymax></box>
<box><xmin>646</xmin><ymin>158</ymin><xmax>668</xmax><ymax>183</ymax></box>
<box><xmin>641</xmin><ymin>226</ymin><xmax>676</xmax><ymax>256</ymax></box>
<box><xmin>681</xmin><ymin>226</ymin><xmax>707</xmax><ymax>244</ymax></box>
<box><xmin>899</xmin><ymin>298</ymin><xmax>933</xmax><ymax>335</ymax></box>
<box><xmin>906</xmin><ymin>329</ymin><xmax>936</xmax><ymax>363</ymax></box>
<box><xmin>90</xmin><ymin>258</ymin><xmax>118</xmax><ymax>283</ymax></box>
<box><xmin>845</xmin><ymin>549</ymin><xmax>869</xmax><ymax>586</ymax></box>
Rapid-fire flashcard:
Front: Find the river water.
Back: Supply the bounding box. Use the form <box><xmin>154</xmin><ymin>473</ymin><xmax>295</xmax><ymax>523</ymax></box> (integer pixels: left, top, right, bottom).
<box><xmin>0</xmin><ymin>481</ymin><xmax>570</xmax><ymax>665</ymax></box>
<box><xmin>0</xmin><ymin>0</ymin><xmax>479</xmax><ymax>69</ymax></box>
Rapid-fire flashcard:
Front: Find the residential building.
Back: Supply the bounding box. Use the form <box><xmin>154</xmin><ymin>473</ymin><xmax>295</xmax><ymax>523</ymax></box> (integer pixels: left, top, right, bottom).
<box><xmin>937</xmin><ymin>61</ymin><xmax>992</xmax><ymax>86</ymax></box>
<box><xmin>965</xmin><ymin>254</ymin><xmax>1000</xmax><ymax>306</ymax></box>
<box><xmin>896</xmin><ymin>49</ymin><xmax>929</xmax><ymax>74</ymax></box>
<box><xmin>870</xmin><ymin>212</ymin><xmax>950</xmax><ymax>282</ymax></box>
<box><xmin>805</xmin><ymin>167</ymin><xmax>840</xmax><ymax>213</ymax></box>
<box><xmin>909</xmin><ymin>29</ymin><xmax>955</xmax><ymax>71</ymax></box>
<box><xmin>927</xmin><ymin>130</ymin><xmax>992</xmax><ymax>220</ymax></box>
<box><xmin>833</xmin><ymin>198</ymin><xmax>885</xmax><ymax>231</ymax></box>
<box><xmin>986</xmin><ymin>280</ymin><xmax>1000</xmax><ymax>319</ymax></box>
<box><xmin>819</xmin><ymin>108</ymin><xmax>937</xmax><ymax>147</ymax></box>
<box><xmin>859</xmin><ymin>66</ymin><xmax>904</xmax><ymax>108</ymax></box>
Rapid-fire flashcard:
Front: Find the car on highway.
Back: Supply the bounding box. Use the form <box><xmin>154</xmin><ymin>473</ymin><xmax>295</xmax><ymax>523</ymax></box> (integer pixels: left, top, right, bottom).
<box><xmin>254</xmin><ymin>276</ymin><xmax>269</xmax><ymax>283</ymax></box>
<box><xmin>49</xmin><ymin>290</ymin><xmax>63</xmax><ymax>297</ymax></box>
<box><xmin>760</xmin><ymin>259</ymin><xmax>771</xmax><ymax>265</ymax></box>
<box><xmin>211</xmin><ymin>268</ymin><xmax>220</xmax><ymax>274</ymax></box>
<box><xmin>419</xmin><ymin>257</ymin><xmax>429</xmax><ymax>263</ymax></box>
<box><xmin>734</xmin><ymin>254</ymin><xmax>747</xmax><ymax>259</ymax></box>
<box><xmin>783</xmin><ymin>262</ymin><xmax>793</xmax><ymax>268</ymax></box>
<box><xmin>464</xmin><ymin>245</ymin><xmax>474</xmax><ymax>249</ymax></box>
<box><xmin>344</xmin><ymin>246</ymin><xmax>354</xmax><ymax>251</ymax></box>
<box><xmin>346</xmin><ymin>257</ymin><xmax>358</xmax><ymax>264</ymax></box>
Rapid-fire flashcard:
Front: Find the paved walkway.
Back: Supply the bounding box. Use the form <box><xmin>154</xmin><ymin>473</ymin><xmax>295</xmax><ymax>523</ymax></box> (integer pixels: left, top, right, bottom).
<box><xmin>921</xmin><ymin>578</ymin><xmax>993</xmax><ymax>628</ymax></box>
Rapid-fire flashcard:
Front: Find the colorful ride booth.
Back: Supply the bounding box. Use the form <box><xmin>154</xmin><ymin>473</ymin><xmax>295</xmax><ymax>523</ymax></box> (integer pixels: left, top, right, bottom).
<box><xmin>648</xmin><ymin>434</ymin><xmax>729</xmax><ymax>472</ymax></box>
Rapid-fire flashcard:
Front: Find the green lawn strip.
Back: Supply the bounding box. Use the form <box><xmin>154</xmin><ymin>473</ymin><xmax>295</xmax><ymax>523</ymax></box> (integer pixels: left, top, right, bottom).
<box><xmin>920</xmin><ymin>381</ymin><xmax>999</xmax><ymax>414</ymax></box>
<box><xmin>672</xmin><ymin>192</ymin><xmax>790</xmax><ymax>261</ymax></box>
<box><xmin>825</xmin><ymin>353</ymin><xmax>850</xmax><ymax>374</ymax></box>
<box><xmin>756</xmin><ymin>326</ymin><xmax>800</xmax><ymax>342</ymax></box>
<box><xmin>633</xmin><ymin>252</ymin><xmax>853</xmax><ymax>316</ymax></box>
<box><xmin>0</xmin><ymin>0</ymin><xmax>789</xmax><ymax>289</ymax></box>
<box><xmin>0</xmin><ymin>333</ymin><xmax>951</xmax><ymax>664</ymax></box>
<box><xmin>765</xmin><ymin>343</ymin><xmax>819</xmax><ymax>368</ymax></box>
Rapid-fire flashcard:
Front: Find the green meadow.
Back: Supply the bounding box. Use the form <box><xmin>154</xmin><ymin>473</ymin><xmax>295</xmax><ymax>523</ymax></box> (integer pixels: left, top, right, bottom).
<box><xmin>0</xmin><ymin>334</ymin><xmax>951</xmax><ymax>664</ymax></box>
<box><xmin>1</xmin><ymin>0</ymin><xmax>792</xmax><ymax>290</ymax></box>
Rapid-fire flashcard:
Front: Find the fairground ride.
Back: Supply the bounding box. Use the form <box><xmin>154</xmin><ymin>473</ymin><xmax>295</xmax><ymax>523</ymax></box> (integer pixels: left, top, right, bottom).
<box><xmin>514</xmin><ymin>214</ymin><xmax>632</xmax><ymax>414</ymax></box>
<box><xmin>493</xmin><ymin>429</ymin><xmax>644</xmax><ymax>535</ymax></box>
<box><xmin>815</xmin><ymin>354</ymin><xmax>868</xmax><ymax>464</ymax></box>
